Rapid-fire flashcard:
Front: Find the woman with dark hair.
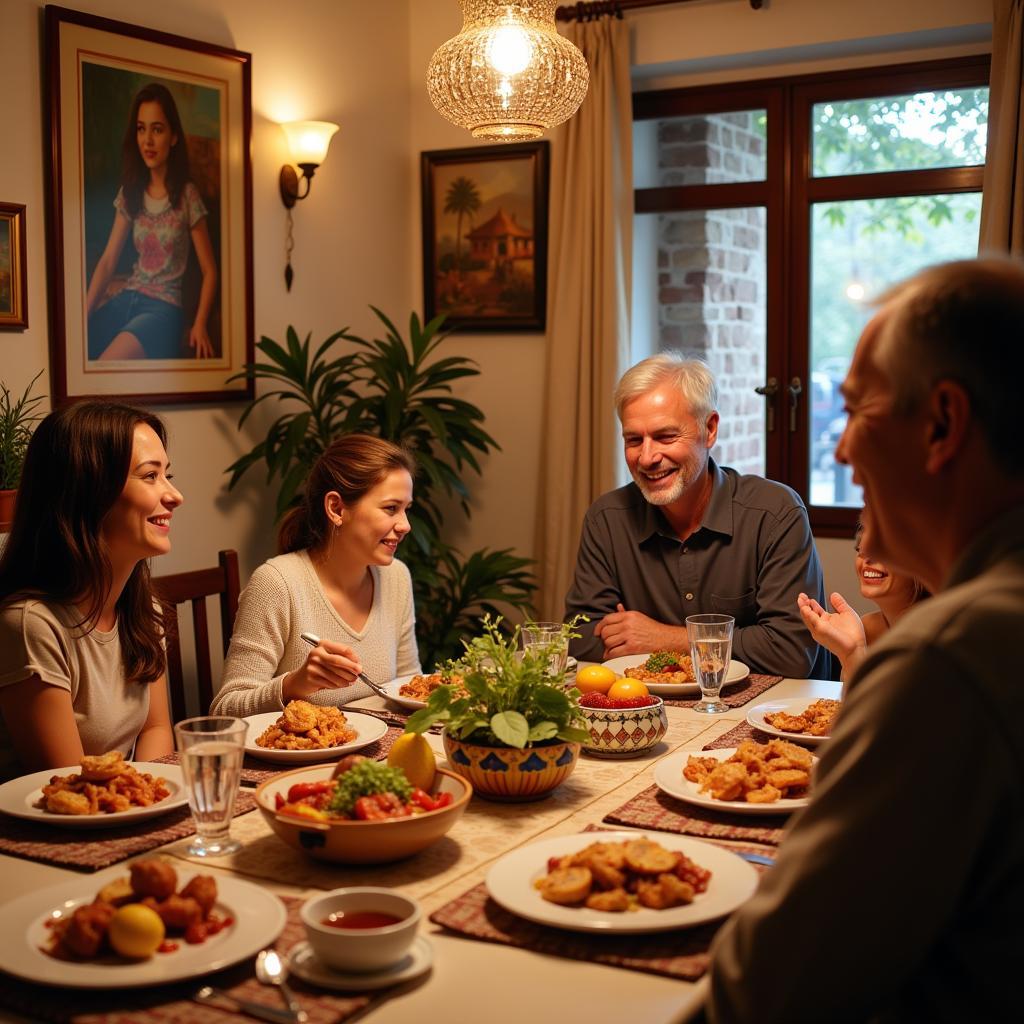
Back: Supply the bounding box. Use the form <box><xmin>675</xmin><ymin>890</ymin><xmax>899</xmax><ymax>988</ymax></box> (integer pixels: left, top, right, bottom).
<box><xmin>85</xmin><ymin>81</ymin><xmax>217</xmax><ymax>361</ymax></box>
<box><xmin>212</xmin><ymin>434</ymin><xmax>421</xmax><ymax>716</ymax></box>
<box><xmin>0</xmin><ymin>401</ymin><xmax>181</xmax><ymax>779</ymax></box>
<box><xmin>797</xmin><ymin>513</ymin><xmax>929</xmax><ymax>681</ymax></box>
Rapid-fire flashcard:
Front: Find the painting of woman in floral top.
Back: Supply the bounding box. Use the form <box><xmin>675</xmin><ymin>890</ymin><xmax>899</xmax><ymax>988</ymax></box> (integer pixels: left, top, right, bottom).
<box><xmin>86</xmin><ymin>82</ymin><xmax>217</xmax><ymax>361</ymax></box>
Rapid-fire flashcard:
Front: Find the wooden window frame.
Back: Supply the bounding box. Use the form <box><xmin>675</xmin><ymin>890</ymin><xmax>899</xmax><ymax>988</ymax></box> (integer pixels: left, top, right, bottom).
<box><xmin>633</xmin><ymin>54</ymin><xmax>990</xmax><ymax>536</ymax></box>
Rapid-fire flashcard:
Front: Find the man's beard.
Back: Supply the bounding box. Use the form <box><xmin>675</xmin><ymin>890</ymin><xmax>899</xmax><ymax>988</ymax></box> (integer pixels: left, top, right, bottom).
<box><xmin>631</xmin><ymin>457</ymin><xmax>704</xmax><ymax>505</ymax></box>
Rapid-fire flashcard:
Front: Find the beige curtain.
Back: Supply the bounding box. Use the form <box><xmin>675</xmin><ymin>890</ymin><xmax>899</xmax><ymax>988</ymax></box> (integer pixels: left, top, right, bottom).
<box><xmin>979</xmin><ymin>0</ymin><xmax>1024</xmax><ymax>253</ymax></box>
<box><xmin>533</xmin><ymin>16</ymin><xmax>633</xmax><ymax>622</ymax></box>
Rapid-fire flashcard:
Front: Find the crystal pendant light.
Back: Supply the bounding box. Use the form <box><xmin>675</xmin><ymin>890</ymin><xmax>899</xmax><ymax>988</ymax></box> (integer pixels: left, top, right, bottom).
<box><xmin>427</xmin><ymin>1</ymin><xmax>590</xmax><ymax>141</ymax></box>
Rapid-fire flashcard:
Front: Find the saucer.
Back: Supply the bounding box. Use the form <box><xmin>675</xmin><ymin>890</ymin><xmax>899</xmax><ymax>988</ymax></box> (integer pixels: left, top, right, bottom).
<box><xmin>287</xmin><ymin>937</ymin><xmax>433</xmax><ymax>991</ymax></box>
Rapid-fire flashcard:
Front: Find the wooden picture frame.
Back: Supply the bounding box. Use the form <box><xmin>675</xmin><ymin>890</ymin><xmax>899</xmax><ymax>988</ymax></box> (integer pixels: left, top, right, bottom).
<box><xmin>421</xmin><ymin>141</ymin><xmax>549</xmax><ymax>332</ymax></box>
<box><xmin>45</xmin><ymin>5</ymin><xmax>253</xmax><ymax>404</ymax></box>
<box><xmin>0</xmin><ymin>203</ymin><xmax>28</xmax><ymax>330</ymax></box>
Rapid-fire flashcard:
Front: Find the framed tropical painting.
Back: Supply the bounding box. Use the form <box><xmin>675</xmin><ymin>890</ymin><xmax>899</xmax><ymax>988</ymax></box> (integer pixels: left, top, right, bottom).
<box><xmin>45</xmin><ymin>5</ymin><xmax>253</xmax><ymax>404</ymax></box>
<box><xmin>421</xmin><ymin>141</ymin><xmax>549</xmax><ymax>332</ymax></box>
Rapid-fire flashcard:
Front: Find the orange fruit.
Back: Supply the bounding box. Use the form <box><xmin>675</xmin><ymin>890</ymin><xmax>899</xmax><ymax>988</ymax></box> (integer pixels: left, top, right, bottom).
<box><xmin>574</xmin><ymin>665</ymin><xmax>617</xmax><ymax>694</ymax></box>
<box><xmin>607</xmin><ymin>678</ymin><xmax>650</xmax><ymax>702</ymax></box>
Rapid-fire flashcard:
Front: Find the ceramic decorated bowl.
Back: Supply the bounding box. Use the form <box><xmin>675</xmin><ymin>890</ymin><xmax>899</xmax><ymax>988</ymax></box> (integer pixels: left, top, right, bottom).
<box><xmin>442</xmin><ymin>733</ymin><xmax>580</xmax><ymax>802</ymax></box>
<box><xmin>254</xmin><ymin>764</ymin><xmax>471</xmax><ymax>864</ymax></box>
<box><xmin>578</xmin><ymin>697</ymin><xmax>668</xmax><ymax>758</ymax></box>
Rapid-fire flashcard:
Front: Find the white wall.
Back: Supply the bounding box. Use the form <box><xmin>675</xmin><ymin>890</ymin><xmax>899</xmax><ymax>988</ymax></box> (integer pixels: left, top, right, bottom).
<box><xmin>1</xmin><ymin>0</ymin><xmax>414</xmax><ymax>582</ymax></box>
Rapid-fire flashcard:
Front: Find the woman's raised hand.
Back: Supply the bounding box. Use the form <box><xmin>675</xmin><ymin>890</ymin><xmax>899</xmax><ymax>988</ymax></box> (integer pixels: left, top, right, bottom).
<box><xmin>797</xmin><ymin>591</ymin><xmax>867</xmax><ymax>675</ymax></box>
<box><xmin>283</xmin><ymin>638</ymin><xmax>362</xmax><ymax>701</ymax></box>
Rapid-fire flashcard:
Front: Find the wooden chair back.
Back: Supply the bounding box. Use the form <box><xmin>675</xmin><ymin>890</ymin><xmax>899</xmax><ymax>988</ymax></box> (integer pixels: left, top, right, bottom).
<box><xmin>153</xmin><ymin>549</ymin><xmax>240</xmax><ymax>722</ymax></box>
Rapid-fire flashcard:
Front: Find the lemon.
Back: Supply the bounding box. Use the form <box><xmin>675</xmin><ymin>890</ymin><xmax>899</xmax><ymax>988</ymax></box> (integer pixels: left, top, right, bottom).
<box><xmin>108</xmin><ymin>903</ymin><xmax>165</xmax><ymax>959</ymax></box>
<box><xmin>607</xmin><ymin>678</ymin><xmax>650</xmax><ymax>701</ymax></box>
<box><xmin>574</xmin><ymin>665</ymin><xmax>617</xmax><ymax>694</ymax></box>
<box><xmin>387</xmin><ymin>733</ymin><xmax>437</xmax><ymax>791</ymax></box>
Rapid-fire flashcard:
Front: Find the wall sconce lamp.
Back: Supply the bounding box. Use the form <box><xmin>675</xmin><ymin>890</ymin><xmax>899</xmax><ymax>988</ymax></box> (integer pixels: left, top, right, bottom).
<box><xmin>279</xmin><ymin>120</ymin><xmax>339</xmax><ymax>290</ymax></box>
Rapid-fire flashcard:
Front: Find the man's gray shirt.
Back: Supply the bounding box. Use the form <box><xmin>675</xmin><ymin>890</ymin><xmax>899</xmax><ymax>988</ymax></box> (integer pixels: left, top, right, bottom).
<box><xmin>564</xmin><ymin>459</ymin><xmax>830</xmax><ymax>678</ymax></box>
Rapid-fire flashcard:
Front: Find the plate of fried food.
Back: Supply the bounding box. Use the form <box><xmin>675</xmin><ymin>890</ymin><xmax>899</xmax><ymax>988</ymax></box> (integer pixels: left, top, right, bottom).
<box><xmin>746</xmin><ymin>697</ymin><xmax>841</xmax><ymax>747</ymax></box>
<box><xmin>244</xmin><ymin>700</ymin><xmax>388</xmax><ymax>764</ymax></box>
<box><xmin>0</xmin><ymin>753</ymin><xmax>188</xmax><ymax>828</ymax></box>
<box><xmin>654</xmin><ymin>740</ymin><xmax>816</xmax><ymax>816</ymax></box>
<box><xmin>602</xmin><ymin>651</ymin><xmax>750</xmax><ymax>696</ymax></box>
<box><xmin>3</xmin><ymin>856</ymin><xmax>286</xmax><ymax>988</ymax></box>
<box><xmin>486</xmin><ymin>830</ymin><xmax>757</xmax><ymax>934</ymax></box>
<box><xmin>380</xmin><ymin>671</ymin><xmax>468</xmax><ymax>711</ymax></box>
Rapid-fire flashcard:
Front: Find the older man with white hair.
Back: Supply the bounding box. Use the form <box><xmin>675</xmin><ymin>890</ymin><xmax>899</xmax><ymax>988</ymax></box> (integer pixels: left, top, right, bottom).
<box><xmin>564</xmin><ymin>353</ymin><xmax>829</xmax><ymax>679</ymax></box>
<box><xmin>708</xmin><ymin>258</ymin><xmax>1024</xmax><ymax>1022</ymax></box>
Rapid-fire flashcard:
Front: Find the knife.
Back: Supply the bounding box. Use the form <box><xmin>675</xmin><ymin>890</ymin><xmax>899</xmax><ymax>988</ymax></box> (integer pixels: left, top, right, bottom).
<box><xmin>736</xmin><ymin>851</ymin><xmax>776</xmax><ymax>867</ymax></box>
<box><xmin>298</xmin><ymin>631</ymin><xmax>393</xmax><ymax>702</ymax></box>
<box><xmin>194</xmin><ymin>985</ymin><xmax>298</xmax><ymax>1024</ymax></box>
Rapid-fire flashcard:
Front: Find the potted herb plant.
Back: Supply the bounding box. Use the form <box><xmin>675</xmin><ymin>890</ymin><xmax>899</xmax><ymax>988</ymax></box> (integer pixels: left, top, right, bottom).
<box><xmin>405</xmin><ymin>616</ymin><xmax>590</xmax><ymax>802</ymax></box>
<box><xmin>0</xmin><ymin>370</ymin><xmax>45</xmax><ymax>531</ymax></box>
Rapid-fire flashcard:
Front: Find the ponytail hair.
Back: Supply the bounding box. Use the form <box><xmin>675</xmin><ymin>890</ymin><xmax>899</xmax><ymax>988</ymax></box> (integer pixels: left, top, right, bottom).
<box><xmin>277</xmin><ymin>434</ymin><xmax>416</xmax><ymax>554</ymax></box>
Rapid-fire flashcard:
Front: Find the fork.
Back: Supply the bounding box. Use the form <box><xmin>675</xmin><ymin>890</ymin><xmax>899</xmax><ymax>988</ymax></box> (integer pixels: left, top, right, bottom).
<box><xmin>299</xmin><ymin>631</ymin><xmax>392</xmax><ymax>701</ymax></box>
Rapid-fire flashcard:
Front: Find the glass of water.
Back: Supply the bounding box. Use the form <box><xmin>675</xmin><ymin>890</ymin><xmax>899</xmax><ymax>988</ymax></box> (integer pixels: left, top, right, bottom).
<box><xmin>521</xmin><ymin>621</ymin><xmax>569</xmax><ymax>677</ymax></box>
<box><xmin>686</xmin><ymin>614</ymin><xmax>735</xmax><ymax>714</ymax></box>
<box><xmin>174</xmin><ymin>716</ymin><xmax>248</xmax><ymax>857</ymax></box>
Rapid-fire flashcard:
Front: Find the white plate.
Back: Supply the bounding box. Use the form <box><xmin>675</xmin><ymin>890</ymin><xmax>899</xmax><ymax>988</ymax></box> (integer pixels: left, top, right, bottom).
<box><xmin>654</xmin><ymin>748</ymin><xmax>813</xmax><ymax>816</ymax></box>
<box><xmin>3</xmin><ymin>869</ymin><xmax>287</xmax><ymax>988</ymax></box>
<box><xmin>746</xmin><ymin>697</ymin><xmax>837</xmax><ymax>747</ymax></box>
<box><xmin>244</xmin><ymin>711</ymin><xmax>388</xmax><ymax>764</ymax></box>
<box><xmin>288</xmin><ymin>937</ymin><xmax>433</xmax><ymax>991</ymax></box>
<box><xmin>602</xmin><ymin>654</ymin><xmax>750</xmax><ymax>696</ymax></box>
<box><xmin>380</xmin><ymin>673</ymin><xmax>431</xmax><ymax>711</ymax></box>
<box><xmin>0</xmin><ymin>763</ymin><xmax>188</xmax><ymax>829</ymax></box>
<box><xmin>485</xmin><ymin>830</ymin><xmax>758</xmax><ymax>934</ymax></box>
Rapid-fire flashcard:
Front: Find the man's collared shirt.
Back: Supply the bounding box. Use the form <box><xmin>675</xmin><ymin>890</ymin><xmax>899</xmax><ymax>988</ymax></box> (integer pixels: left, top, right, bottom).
<box><xmin>564</xmin><ymin>459</ymin><xmax>830</xmax><ymax>678</ymax></box>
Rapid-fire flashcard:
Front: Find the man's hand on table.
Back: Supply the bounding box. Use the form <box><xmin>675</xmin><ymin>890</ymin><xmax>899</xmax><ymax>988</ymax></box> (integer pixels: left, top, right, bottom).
<box><xmin>594</xmin><ymin>603</ymin><xmax>689</xmax><ymax>660</ymax></box>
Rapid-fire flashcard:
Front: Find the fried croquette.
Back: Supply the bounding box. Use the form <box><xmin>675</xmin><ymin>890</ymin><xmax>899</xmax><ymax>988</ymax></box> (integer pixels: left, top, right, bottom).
<box><xmin>130</xmin><ymin>858</ymin><xmax>178</xmax><ymax>900</ymax></box>
<box><xmin>685</xmin><ymin>739</ymin><xmax>815</xmax><ymax>804</ymax></box>
<box><xmin>57</xmin><ymin>902</ymin><xmax>116</xmax><ymax>958</ymax></box>
<box><xmin>256</xmin><ymin>702</ymin><xmax>358</xmax><ymax>750</ymax></box>
<box><xmin>37</xmin><ymin>757</ymin><xmax>170</xmax><ymax>816</ymax></box>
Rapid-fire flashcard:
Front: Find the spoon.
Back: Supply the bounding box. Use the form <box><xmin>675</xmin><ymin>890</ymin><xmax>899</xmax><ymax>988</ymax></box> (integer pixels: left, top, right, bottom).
<box><xmin>255</xmin><ymin>948</ymin><xmax>307</xmax><ymax>1023</ymax></box>
<box><xmin>194</xmin><ymin>985</ymin><xmax>297</xmax><ymax>1024</ymax></box>
<box><xmin>299</xmin><ymin>631</ymin><xmax>393</xmax><ymax>702</ymax></box>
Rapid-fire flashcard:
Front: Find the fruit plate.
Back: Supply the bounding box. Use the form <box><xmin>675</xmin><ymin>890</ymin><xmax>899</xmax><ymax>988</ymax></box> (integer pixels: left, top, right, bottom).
<box><xmin>3</xmin><ymin>868</ymin><xmax>286</xmax><ymax>988</ymax></box>
<box><xmin>486</xmin><ymin>830</ymin><xmax>757</xmax><ymax>934</ymax></box>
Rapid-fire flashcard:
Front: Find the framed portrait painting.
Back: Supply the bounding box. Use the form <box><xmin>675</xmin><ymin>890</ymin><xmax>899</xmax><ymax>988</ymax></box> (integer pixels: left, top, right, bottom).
<box><xmin>0</xmin><ymin>203</ymin><xmax>28</xmax><ymax>330</ymax></box>
<box><xmin>421</xmin><ymin>141</ymin><xmax>549</xmax><ymax>332</ymax></box>
<box><xmin>45</xmin><ymin>5</ymin><xmax>253</xmax><ymax>404</ymax></box>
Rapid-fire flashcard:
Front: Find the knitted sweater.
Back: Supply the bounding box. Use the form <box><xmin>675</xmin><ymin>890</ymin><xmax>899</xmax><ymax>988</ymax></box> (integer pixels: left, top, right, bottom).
<box><xmin>211</xmin><ymin>550</ymin><xmax>420</xmax><ymax>717</ymax></box>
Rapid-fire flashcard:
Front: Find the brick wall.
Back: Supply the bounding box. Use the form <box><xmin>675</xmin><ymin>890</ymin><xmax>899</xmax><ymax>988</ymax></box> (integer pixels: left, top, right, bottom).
<box><xmin>654</xmin><ymin>112</ymin><xmax>767</xmax><ymax>475</ymax></box>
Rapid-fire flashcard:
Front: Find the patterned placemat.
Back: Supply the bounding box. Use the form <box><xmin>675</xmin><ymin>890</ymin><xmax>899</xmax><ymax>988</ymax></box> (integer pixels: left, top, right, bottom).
<box><xmin>659</xmin><ymin>673</ymin><xmax>782</xmax><ymax>710</ymax></box>
<box><xmin>153</xmin><ymin>725</ymin><xmax>405</xmax><ymax>787</ymax></box>
<box><xmin>0</xmin><ymin>793</ymin><xmax>258</xmax><ymax>872</ymax></box>
<box><xmin>701</xmin><ymin>721</ymin><xmax>772</xmax><ymax>750</ymax></box>
<box><xmin>602</xmin><ymin>783</ymin><xmax>789</xmax><ymax>845</ymax></box>
<box><xmin>0</xmin><ymin>895</ymin><xmax>385</xmax><ymax>1024</ymax></box>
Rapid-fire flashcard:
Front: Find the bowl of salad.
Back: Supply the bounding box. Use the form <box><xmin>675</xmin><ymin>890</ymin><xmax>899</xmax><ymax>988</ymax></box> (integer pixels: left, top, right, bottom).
<box><xmin>254</xmin><ymin>756</ymin><xmax>472</xmax><ymax>864</ymax></box>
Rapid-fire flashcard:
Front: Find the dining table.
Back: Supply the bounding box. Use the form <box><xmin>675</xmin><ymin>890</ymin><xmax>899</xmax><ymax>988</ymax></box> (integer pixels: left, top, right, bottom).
<box><xmin>0</xmin><ymin>673</ymin><xmax>840</xmax><ymax>1024</ymax></box>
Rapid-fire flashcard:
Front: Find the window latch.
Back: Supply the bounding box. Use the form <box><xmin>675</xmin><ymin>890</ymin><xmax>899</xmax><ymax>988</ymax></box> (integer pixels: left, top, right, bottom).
<box><xmin>788</xmin><ymin>376</ymin><xmax>803</xmax><ymax>432</ymax></box>
<box><xmin>754</xmin><ymin>377</ymin><xmax>779</xmax><ymax>432</ymax></box>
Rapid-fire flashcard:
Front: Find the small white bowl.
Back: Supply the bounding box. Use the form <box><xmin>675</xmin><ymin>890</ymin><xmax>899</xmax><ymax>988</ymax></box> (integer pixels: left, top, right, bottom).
<box><xmin>300</xmin><ymin>888</ymin><xmax>421</xmax><ymax>973</ymax></box>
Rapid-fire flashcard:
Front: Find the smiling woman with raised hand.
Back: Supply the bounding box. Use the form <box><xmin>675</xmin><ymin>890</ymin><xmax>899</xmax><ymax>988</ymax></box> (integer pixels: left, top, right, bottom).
<box><xmin>0</xmin><ymin>402</ymin><xmax>180</xmax><ymax>780</ymax></box>
<box><xmin>212</xmin><ymin>434</ymin><xmax>421</xmax><ymax>717</ymax></box>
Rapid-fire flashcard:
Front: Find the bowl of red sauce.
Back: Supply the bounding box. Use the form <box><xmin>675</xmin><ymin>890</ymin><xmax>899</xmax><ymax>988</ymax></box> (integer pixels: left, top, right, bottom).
<box><xmin>300</xmin><ymin>887</ymin><xmax>421</xmax><ymax>972</ymax></box>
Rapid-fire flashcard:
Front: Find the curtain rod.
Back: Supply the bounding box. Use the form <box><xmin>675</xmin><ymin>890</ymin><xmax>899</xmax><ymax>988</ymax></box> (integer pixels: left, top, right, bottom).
<box><xmin>556</xmin><ymin>0</ymin><xmax>764</xmax><ymax>22</ymax></box>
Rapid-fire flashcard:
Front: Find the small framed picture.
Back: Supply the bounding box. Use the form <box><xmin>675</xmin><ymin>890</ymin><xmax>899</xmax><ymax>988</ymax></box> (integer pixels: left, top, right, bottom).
<box><xmin>45</xmin><ymin>5</ymin><xmax>254</xmax><ymax>404</ymax></box>
<box><xmin>421</xmin><ymin>141</ymin><xmax>549</xmax><ymax>332</ymax></box>
<box><xmin>0</xmin><ymin>202</ymin><xmax>28</xmax><ymax>330</ymax></box>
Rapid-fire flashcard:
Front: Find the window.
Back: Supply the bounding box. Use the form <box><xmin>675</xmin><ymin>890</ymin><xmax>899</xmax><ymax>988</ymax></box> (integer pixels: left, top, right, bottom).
<box><xmin>632</xmin><ymin>57</ymin><xmax>989</xmax><ymax>533</ymax></box>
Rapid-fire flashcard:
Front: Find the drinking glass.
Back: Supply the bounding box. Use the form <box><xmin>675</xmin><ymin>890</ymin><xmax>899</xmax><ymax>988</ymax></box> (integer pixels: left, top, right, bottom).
<box><xmin>686</xmin><ymin>614</ymin><xmax>735</xmax><ymax>714</ymax></box>
<box><xmin>174</xmin><ymin>716</ymin><xmax>248</xmax><ymax>857</ymax></box>
<box><xmin>521</xmin><ymin>621</ymin><xmax>569</xmax><ymax>677</ymax></box>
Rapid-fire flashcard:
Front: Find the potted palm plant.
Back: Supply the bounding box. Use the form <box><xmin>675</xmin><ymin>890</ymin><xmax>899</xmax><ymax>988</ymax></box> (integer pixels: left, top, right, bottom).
<box><xmin>0</xmin><ymin>370</ymin><xmax>45</xmax><ymax>531</ymax></box>
<box><xmin>404</xmin><ymin>616</ymin><xmax>590</xmax><ymax>802</ymax></box>
<box><xmin>225</xmin><ymin>308</ymin><xmax>535</xmax><ymax>667</ymax></box>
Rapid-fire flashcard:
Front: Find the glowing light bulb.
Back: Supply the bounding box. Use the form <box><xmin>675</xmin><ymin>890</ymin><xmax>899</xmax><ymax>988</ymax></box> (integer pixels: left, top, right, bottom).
<box><xmin>487</xmin><ymin>25</ymin><xmax>532</xmax><ymax>75</ymax></box>
<box><xmin>845</xmin><ymin>282</ymin><xmax>866</xmax><ymax>301</ymax></box>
